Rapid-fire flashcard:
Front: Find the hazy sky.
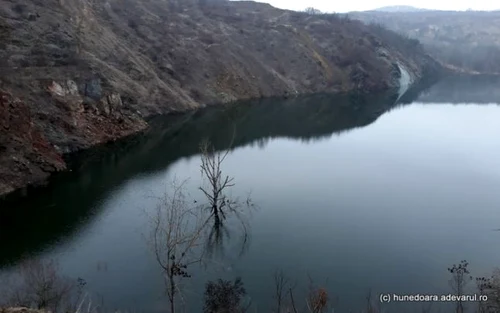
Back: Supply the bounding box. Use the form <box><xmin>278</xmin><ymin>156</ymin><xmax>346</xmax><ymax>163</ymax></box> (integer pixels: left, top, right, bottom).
<box><xmin>254</xmin><ymin>0</ymin><xmax>498</xmax><ymax>13</ymax></box>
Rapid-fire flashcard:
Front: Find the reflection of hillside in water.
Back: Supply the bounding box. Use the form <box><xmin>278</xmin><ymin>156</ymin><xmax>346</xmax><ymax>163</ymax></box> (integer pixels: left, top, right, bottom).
<box><xmin>415</xmin><ymin>75</ymin><xmax>500</xmax><ymax>104</ymax></box>
<box><xmin>150</xmin><ymin>92</ymin><xmax>398</xmax><ymax>153</ymax></box>
<box><xmin>0</xmin><ymin>82</ymin><xmax>431</xmax><ymax>268</ymax></box>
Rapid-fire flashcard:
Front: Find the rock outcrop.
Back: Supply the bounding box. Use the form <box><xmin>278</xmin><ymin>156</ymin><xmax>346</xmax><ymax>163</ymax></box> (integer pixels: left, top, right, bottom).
<box><xmin>0</xmin><ymin>84</ymin><xmax>147</xmax><ymax>195</ymax></box>
<box><xmin>0</xmin><ymin>91</ymin><xmax>65</xmax><ymax>195</ymax></box>
<box><xmin>0</xmin><ymin>0</ymin><xmax>440</xmax><ymax>196</ymax></box>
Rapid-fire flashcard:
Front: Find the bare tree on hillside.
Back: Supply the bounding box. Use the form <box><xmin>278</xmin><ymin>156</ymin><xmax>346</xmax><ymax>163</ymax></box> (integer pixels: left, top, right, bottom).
<box><xmin>304</xmin><ymin>7</ymin><xmax>322</xmax><ymax>15</ymax></box>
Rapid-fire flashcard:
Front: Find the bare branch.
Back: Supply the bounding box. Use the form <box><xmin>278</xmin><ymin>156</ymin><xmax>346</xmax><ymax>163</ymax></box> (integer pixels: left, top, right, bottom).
<box><xmin>273</xmin><ymin>270</ymin><xmax>290</xmax><ymax>313</ymax></box>
<box><xmin>289</xmin><ymin>288</ymin><xmax>299</xmax><ymax>313</ymax></box>
<box><xmin>148</xmin><ymin>180</ymin><xmax>211</xmax><ymax>313</ymax></box>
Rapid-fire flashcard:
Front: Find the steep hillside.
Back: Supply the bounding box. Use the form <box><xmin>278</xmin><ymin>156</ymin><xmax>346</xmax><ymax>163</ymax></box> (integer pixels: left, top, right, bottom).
<box><xmin>350</xmin><ymin>10</ymin><xmax>500</xmax><ymax>73</ymax></box>
<box><xmin>0</xmin><ymin>0</ymin><xmax>439</xmax><ymax>196</ymax></box>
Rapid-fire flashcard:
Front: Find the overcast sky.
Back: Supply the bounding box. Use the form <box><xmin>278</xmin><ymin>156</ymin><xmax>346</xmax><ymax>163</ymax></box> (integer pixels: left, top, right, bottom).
<box><xmin>254</xmin><ymin>0</ymin><xmax>498</xmax><ymax>13</ymax></box>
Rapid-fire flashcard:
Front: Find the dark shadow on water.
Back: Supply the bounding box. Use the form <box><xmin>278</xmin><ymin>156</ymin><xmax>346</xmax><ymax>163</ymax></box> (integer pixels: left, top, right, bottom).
<box><xmin>0</xmin><ymin>80</ymin><xmax>435</xmax><ymax>268</ymax></box>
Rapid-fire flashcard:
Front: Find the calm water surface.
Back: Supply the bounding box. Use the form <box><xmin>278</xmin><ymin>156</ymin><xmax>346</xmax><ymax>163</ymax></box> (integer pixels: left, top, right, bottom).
<box><xmin>2</xmin><ymin>76</ymin><xmax>500</xmax><ymax>312</ymax></box>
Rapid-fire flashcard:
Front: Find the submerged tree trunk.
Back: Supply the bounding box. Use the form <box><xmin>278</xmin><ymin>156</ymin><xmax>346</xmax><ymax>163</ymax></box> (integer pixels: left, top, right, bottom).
<box><xmin>213</xmin><ymin>207</ymin><xmax>221</xmax><ymax>226</ymax></box>
<box><xmin>169</xmin><ymin>270</ymin><xmax>176</xmax><ymax>313</ymax></box>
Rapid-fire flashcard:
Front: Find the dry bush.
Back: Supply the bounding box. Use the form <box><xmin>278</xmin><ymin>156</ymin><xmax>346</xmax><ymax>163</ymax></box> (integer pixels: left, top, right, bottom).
<box><xmin>0</xmin><ymin>259</ymin><xmax>93</xmax><ymax>313</ymax></box>
<box><xmin>203</xmin><ymin>277</ymin><xmax>248</xmax><ymax>313</ymax></box>
<box><xmin>476</xmin><ymin>269</ymin><xmax>500</xmax><ymax>313</ymax></box>
<box><xmin>306</xmin><ymin>278</ymin><xmax>329</xmax><ymax>313</ymax></box>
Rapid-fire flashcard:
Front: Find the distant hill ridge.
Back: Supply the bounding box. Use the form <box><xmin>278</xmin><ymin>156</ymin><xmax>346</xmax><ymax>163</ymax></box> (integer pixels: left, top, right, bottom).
<box><xmin>350</xmin><ymin>8</ymin><xmax>500</xmax><ymax>74</ymax></box>
<box><xmin>372</xmin><ymin>5</ymin><xmax>429</xmax><ymax>12</ymax></box>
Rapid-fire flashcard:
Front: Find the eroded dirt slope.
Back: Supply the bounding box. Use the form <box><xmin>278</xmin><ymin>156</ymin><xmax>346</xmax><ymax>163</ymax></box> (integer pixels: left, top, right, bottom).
<box><xmin>0</xmin><ymin>0</ymin><xmax>440</xmax><ymax>196</ymax></box>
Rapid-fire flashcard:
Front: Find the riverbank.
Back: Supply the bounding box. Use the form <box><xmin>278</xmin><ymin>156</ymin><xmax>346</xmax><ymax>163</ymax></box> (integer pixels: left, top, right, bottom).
<box><xmin>0</xmin><ymin>0</ymin><xmax>442</xmax><ymax>197</ymax></box>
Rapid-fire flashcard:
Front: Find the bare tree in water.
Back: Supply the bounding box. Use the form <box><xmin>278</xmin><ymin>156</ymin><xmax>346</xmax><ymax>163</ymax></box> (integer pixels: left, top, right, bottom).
<box><xmin>150</xmin><ymin>180</ymin><xmax>211</xmax><ymax>313</ymax></box>
<box><xmin>199</xmin><ymin>138</ymin><xmax>255</xmax><ymax>259</ymax></box>
<box><xmin>150</xmin><ymin>135</ymin><xmax>255</xmax><ymax>312</ymax></box>
<box><xmin>199</xmin><ymin>138</ymin><xmax>236</xmax><ymax>227</ymax></box>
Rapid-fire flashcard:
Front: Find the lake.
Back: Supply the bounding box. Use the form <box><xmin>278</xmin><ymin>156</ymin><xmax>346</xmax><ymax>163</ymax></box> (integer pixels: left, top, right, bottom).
<box><xmin>1</xmin><ymin>75</ymin><xmax>500</xmax><ymax>313</ymax></box>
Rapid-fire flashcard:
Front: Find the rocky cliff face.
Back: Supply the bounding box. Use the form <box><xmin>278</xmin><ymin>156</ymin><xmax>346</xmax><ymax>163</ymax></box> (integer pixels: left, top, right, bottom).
<box><xmin>0</xmin><ymin>91</ymin><xmax>65</xmax><ymax>195</ymax></box>
<box><xmin>0</xmin><ymin>0</ymin><xmax>440</xmax><ymax>196</ymax></box>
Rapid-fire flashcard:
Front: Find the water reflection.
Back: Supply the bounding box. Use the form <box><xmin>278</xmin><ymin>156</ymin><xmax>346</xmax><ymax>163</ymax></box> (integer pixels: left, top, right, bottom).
<box><xmin>416</xmin><ymin>74</ymin><xmax>500</xmax><ymax>104</ymax></box>
<box><xmin>0</xmin><ymin>76</ymin><xmax>449</xmax><ymax>268</ymax></box>
<box><xmin>2</xmin><ymin>74</ymin><xmax>500</xmax><ymax>312</ymax></box>
<box><xmin>205</xmin><ymin>220</ymin><xmax>236</xmax><ymax>260</ymax></box>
